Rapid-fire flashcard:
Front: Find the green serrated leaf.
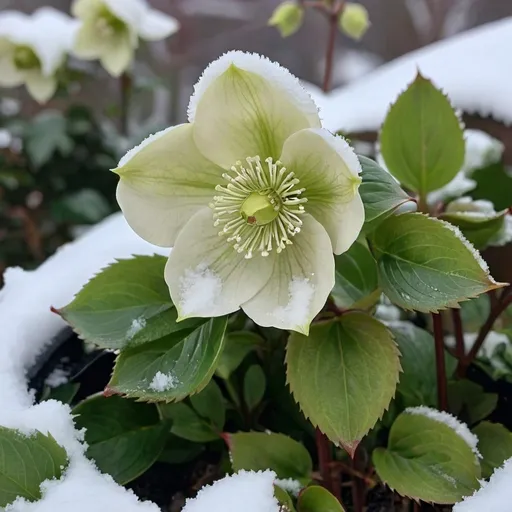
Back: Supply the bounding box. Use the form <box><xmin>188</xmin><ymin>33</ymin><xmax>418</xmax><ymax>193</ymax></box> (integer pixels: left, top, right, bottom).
<box><xmin>472</xmin><ymin>422</ymin><xmax>512</xmax><ymax>478</ymax></box>
<box><xmin>332</xmin><ymin>241</ymin><xmax>379</xmax><ymax>310</ymax></box>
<box><xmin>391</xmin><ymin>323</ymin><xmax>457</xmax><ymax>408</ymax></box>
<box><xmin>358</xmin><ymin>155</ymin><xmax>415</xmax><ymax>230</ymax></box>
<box><xmin>216</xmin><ymin>331</ymin><xmax>261</xmax><ymax>380</ymax></box>
<box><xmin>158</xmin><ymin>434</ymin><xmax>204</xmax><ymax>464</ymax></box>
<box><xmin>158</xmin><ymin>402</ymin><xmax>219</xmax><ymax>442</ymax></box>
<box><xmin>380</xmin><ymin>72</ymin><xmax>465</xmax><ymax>195</ymax></box>
<box><xmin>286</xmin><ymin>313</ymin><xmax>400</xmax><ymax>455</ymax></box>
<box><xmin>73</xmin><ymin>395</ymin><xmax>167</xmax><ymax>484</ymax></box>
<box><xmin>440</xmin><ymin>210</ymin><xmax>507</xmax><ymax>250</ymax></box>
<box><xmin>370</xmin><ymin>213</ymin><xmax>503</xmax><ymax>312</ymax></box>
<box><xmin>60</xmin><ymin>255</ymin><xmax>190</xmax><ymax>350</ymax></box>
<box><xmin>275</xmin><ymin>485</ymin><xmax>296</xmax><ymax>512</ymax></box>
<box><xmin>108</xmin><ymin>316</ymin><xmax>228</xmax><ymax>402</ymax></box>
<box><xmin>448</xmin><ymin>380</ymin><xmax>497</xmax><ymax>426</ymax></box>
<box><xmin>373</xmin><ymin>411</ymin><xmax>480</xmax><ymax>503</ymax></box>
<box><xmin>298</xmin><ymin>485</ymin><xmax>345</xmax><ymax>512</ymax></box>
<box><xmin>228</xmin><ymin>432</ymin><xmax>312</xmax><ymax>479</ymax></box>
<box><xmin>244</xmin><ymin>365</ymin><xmax>266</xmax><ymax>411</ymax></box>
<box><xmin>0</xmin><ymin>427</ymin><xmax>68</xmax><ymax>507</ymax></box>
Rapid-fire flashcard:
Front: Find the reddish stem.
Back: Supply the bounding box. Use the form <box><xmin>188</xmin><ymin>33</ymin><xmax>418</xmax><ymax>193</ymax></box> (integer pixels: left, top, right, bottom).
<box><xmin>351</xmin><ymin>448</ymin><xmax>365</xmax><ymax>512</ymax></box>
<box><xmin>451</xmin><ymin>309</ymin><xmax>465</xmax><ymax>361</ymax></box>
<box><xmin>315</xmin><ymin>429</ymin><xmax>343</xmax><ymax>503</ymax></box>
<box><xmin>322</xmin><ymin>1</ymin><xmax>344</xmax><ymax>92</ymax></box>
<box><xmin>432</xmin><ymin>313</ymin><xmax>448</xmax><ymax>411</ymax></box>
<box><xmin>458</xmin><ymin>286</ymin><xmax>512</xmax><ymax>376</ymax></box>
<box><xmin>120</xmin><ymin>72</ymin><xmax>132</xmax><ymax>136</ymax></box>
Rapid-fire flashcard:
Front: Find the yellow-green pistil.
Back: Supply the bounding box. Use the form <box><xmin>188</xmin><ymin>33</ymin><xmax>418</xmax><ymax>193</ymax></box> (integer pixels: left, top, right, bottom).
<box><xmin>13</xmin><ymin>46</ymin><xmax>40</xmax><ymax>70</ymax></box>
<box><xmin>210</xmin><ymin>156</ymin><xmax>307</xmax><ymax>259</ymax></box>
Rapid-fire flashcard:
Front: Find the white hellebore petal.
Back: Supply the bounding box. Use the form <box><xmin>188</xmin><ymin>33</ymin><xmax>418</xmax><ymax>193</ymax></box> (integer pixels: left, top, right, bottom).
<box><xmin>72</xmin><ymin>0</ymin><xmax>179</xmax><ymax>77</ymax></box>
<box><xmin>116</xmin><ymin>51</ymin><xmax>365</xmax><ymax>334</ymax></box>
<box><xmin>0</xmin><ymin>8</ymin><xmax>77</xmax><ymax>103</ymax></box>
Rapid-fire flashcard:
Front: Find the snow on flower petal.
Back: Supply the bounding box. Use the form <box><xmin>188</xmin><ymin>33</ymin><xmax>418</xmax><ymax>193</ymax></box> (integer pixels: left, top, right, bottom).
<box><xmin>115</xmin><ymin>51</ymin><xmax>364</xmax><ymax>333</ymax></box>
<box><xmin>71</xmin><ymin>0</ymin><xmax>179</xmax><ymax>76</ymax></box>
<box><xmin>190</xmin><ymin>51</ymin><xmax>321</xmax><ymax>169</ymax></box>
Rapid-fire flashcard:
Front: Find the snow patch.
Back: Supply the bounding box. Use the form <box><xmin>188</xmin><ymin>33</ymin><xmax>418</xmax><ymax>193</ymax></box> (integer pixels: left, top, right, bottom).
<box><xmin>182</xmin><ymin>470</ymin><xmax>280</xmax><ymax>512</ymax></box>
<box><xmin>274</xmin><ymin>277</ymin><xmax>315</xmax><ymax>327</ymax></box>
<box><xmin>179</xmin><ymin>263</ymin><xmax>222</xmax><ymax>316</ymax></box>
<box><xmin>406</xmin><ymin>406</ymin><xmax>480</xmax><ymax>457</ymax></box>
<box><xmin>45</xmin><ymin>368</ymin><xmax>69</xmax><ymax>388</ymax></box>
<box><xmin>454</xmin><ymin>457</ymin><xmax>512</xmax><ymax>511</ymax></box>
<box><xmin>445</xmin><ymin>331</ymin><xmax>510</xmax><ymax>360</ymax></box>
<box><xmin>275</xmin><ymin>478</ymin><xmax>303</xmax><ymax>497</ymax></box>
<box><xmin>149</xmin><ymin>371</ymin><xmax>178</xmax><ymax>392</ymax></box>
<box><xmin>127</xmin><ymin>317</ymin><xmax>146</xmax><ymax>339</ymax></box>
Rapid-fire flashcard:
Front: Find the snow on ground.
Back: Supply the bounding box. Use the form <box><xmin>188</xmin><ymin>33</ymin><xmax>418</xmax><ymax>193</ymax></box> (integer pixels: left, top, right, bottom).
<box><xmin>0</xmin><ymin>213</ymin><xmax>167</xmax><ymax>511</ymax></box>
<box><xmin>309</xmin><ymin>17</ymin><xmax>512</xmax><ymax>134</ymax></box>
<box><xmin>454</xmin><ymin>457</ymin><xmax>512</xmax><ymax>511</ymax></box>
<box><xmin>182</xmin><ymin>470</ymin><xmax>280</xmax><ymax>512</ymax></box>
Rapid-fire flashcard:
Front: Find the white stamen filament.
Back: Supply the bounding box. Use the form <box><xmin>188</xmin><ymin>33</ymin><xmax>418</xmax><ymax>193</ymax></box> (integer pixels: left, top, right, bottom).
<box><xmin>210</xmin><ymin>156</ymin><xmax>307</xmax><ymax>258</ymax></box>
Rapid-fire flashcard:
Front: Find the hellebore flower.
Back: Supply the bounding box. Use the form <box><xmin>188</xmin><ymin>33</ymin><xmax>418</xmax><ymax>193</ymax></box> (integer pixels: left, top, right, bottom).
<box><xmin>115</xmin><ymin>51</ymin><xmax>364</xmax><ymax>334</ymax></box>
<box><xmin>0</xmin><ymin>8</ymin><xmax>78</xmax><ymax>103</ymax></box>
<box><xmin>72</xmin><ymin>0</ymin><xmax>179</xmax><ymax>77</ymax></box>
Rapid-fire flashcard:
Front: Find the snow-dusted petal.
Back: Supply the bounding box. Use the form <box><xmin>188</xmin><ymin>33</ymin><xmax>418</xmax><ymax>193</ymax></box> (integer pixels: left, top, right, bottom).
<box><xmin>165</xmin><ymin>208</ymin><xmax>274</xmax><ymax>319</ymax></box>
<box><xmin>99</xmin><ymin>31</ymin><xmax>134</xmax><ymax>76</ymax></box>
<box><xmin>279</xmin><ymin>128</ymin><xmax>364</xmax><ymax>254</ymax></box>
<box><xmin>104</xmin><ymin>0</ymin><xmax>146</xmax><ymax>29</ymax></box>
<box><xmin>242</xmin><ymin>214</ymin><xmax>335</xmax><ymax>334</ymax></box>
<box><xmin>116</xmin><ymin>124</ymin><xmax>224</xmax><ymax>247</ymax></box>
<box><xmin>138</xmin><ymin>10</ymin><xmax>180</xmax><ymax>41</ymax></box>
<box><xmin>24</xmin><ymin>72</ymin><xmax>58</xmax><ymax>104</ymax></box>
<box><xmin>190</xmin><ymin>51</ymin><xmax>321</xmax><ymax>169</ymax></box>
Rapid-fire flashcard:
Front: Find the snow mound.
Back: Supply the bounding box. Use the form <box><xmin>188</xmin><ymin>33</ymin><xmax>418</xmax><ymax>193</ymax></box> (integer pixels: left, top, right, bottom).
<box><xmin>314</xmin><ymin>17</ymin><xmax>512</xmax><ymax>133</ymax></box>
<box><xmin>0</xmin><ymin>213</ymin><xmax>167</xmax><ymax>511</ymax></box>
<box><xmin>454</xmin><ymin>457</ymin><xmax>512</xmax><ymax>511</ymax></box>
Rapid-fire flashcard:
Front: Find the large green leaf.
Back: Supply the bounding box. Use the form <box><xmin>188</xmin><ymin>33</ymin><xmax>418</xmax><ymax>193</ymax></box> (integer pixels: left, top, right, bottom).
<box><xmin>107</xmin><ymin>316</ymin><xmax>228</xmax><ymax>401</ymax></box>
<box><xmin>391</xmin><ymin>323</ymin><xmax>457</xmax><ymax>408</ymax></box>
<box><xmin>60</xmin><ymin>256</ymin><xmax>199</xmax><ymax>350</ymax></box>
<box><xmin>448</xmin><ymin>380</ymin><xmax>497</xmax><ymax>426</ymax></box>
<box><xmin>227</xmin><ymin>432</ymin><xmax>312</xmax><ymax>480</ymax></box>
<box><xmin>373</xmin><ymin>410</ymin><xmax>481</xmax><ymax>503</ymax></box>
<box><xmin>380</xmin><ymin>73</ymin><xmax>465</xmax><ymax>195</ymax></box>
<box><xmin>370</xmin><ymin>213</ymin><xmax>502</xmax><ymax>312</ymax></box>
<box><xmin>298</xmin><ymin>485</ymin><xmax>345</xmax><ymax>512</ymax></box>
<box><xmin>73</xmin><ymin>395</ymin><xmax>167</xmax><ymax>484</ymax></box>
<box><xmin>473</xmin><ymin>422</ymin><xmax>512</xmax><ymax>478</ymax></box>
<box><xmin>332</xmin><ymin>242</ymin><xmax>380</xmax><ymax>310</ymax></box>
<box><xmin>286</xmin><ymin>313</ymin><xmax>400</xmax><ymax>456</ymax></box>
<box><xmin>471</xmin><ymin>162</ymin><xmax>512</xmax><ymax>211</ymax></box>
<box><xmin>244</xmin><ymin>365</ymin><xmax>266</xmax><ymax>411</ymax></box>
<box><xmin>440</xmin><ymin>210</ymin><xmax>507</xmax><ymax>250</ymax></box>
<box><xmin>358</xmin><ymin>155</ymin><xmax>414</xmax><ymax>230</ymax></box>
<box><xmin>0</xmin><ymin>427</ymin><xmax>68</xmax><ymax>507</ymax></box>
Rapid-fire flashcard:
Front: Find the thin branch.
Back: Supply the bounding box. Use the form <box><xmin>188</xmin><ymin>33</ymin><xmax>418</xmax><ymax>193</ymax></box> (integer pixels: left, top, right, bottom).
<box><xmin>451</xmin><ymin>309</ymin><xmax>465</xmax><ymax>360</ymax></box>
<box><xmin>432</xmin><ymin>313</ymin><xmax>448</xmax><ymax>411</ymax></box>
<box><xmin>351</xmin><ymin>447</ymin><xmax>365</xmax><ymax>512</ymax></box>
<box><xmin>315</xmin><ymin>429</ymin><xmax>343</xmax><ymax>504</ymax></box>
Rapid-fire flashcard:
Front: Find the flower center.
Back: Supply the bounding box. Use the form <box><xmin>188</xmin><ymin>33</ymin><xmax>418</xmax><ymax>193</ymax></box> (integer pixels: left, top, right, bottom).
<box><xmin>13</xmin><ymin>46</ymin><xmax>40</xmax><ymax>71</ymax></box>
<box><xmin>210</xmin><ymin>156</ymin><xmax>307</xmax><ymax>259</ymax></box>
<box><xmin>96</xmin><ymin>7</ymin><xmax>126</xmax><ymax>37</ymax></box>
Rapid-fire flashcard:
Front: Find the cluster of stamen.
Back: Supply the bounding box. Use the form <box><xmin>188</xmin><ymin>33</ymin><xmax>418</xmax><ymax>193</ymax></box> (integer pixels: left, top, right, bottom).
<box><xmin>210</xmin><ymin>156</ymin><xmax>307</xmax><ymax>259</ymax></box>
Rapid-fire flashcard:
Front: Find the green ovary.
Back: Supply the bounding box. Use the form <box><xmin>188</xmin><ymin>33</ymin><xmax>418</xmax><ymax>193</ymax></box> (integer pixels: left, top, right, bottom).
<box><xmin>13</xmin><ymin>46</ymin><xmax>40</xmax><ymax>71</ymax></box>
<box><xmin>241</xmin><ymin>192</ymin><xmax>279</xmax><ymax>226</ymax></box>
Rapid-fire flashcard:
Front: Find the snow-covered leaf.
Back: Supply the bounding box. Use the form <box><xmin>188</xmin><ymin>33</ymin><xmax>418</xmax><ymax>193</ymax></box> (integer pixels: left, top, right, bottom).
<box><xmin>358</xmin><ymin>156</ymin><xmax>414</xmax><ymax>230</ymax></box>
<box><xmin>107</xmin><ymin>316</ymin><xmax>228</xmax><ymax>402</ymax></box>
<box><xmin>298</xmin><ymin>485</ymin><xmax>345</xmax><ymax>512</ymax></box>
<box><xmin>0</xmin><ymin>427</ymin><xmax>68</xmax><ymax>507</ymax></box>
<box><xmin>391</xmin><ymin>323</ymin><xmax>457</xmax><ymax>408</ymax></box>
<box><xmin>380</xmin><ymin>73</ymin><xmax>465</xmax><ymax>196</ymax></box>
<box><xmin>244</xmin><ymin>365</ymin><xmax>266</xmax><ymax>412</ymax></box>
<box><xmin>332</xmin><ymin>241</ymin><xmax>379</xmax><ymax>310</ymax></box>
<box><xmin>448</xmin><ymin>380</ymin><xmax>497</xmax><ymax>426</ymax></box>
<box><xmin>369</xmin><ymin>213</ymin><xmax>503</xmax><ymax>312</ymax></box>
<box><xmin>440</xmin><ymin>210</ymin><xmax>507</xmax><ymax>250</ymax></box>
<box><xmin>286</xmin><ymin>313</ymin><xmax>400</xmax><ymax>456</ymax></box>
<box><xmin>227</xmin><ymin>432</ymin><xmax>312</xmax><ymax>481</ymax></box>
<box><xmin>60</xmin><ymin>255</ymin><xmax>200</xmax><ymax>350</ymax></box>
<box><xmin>216</xmin><ymin>332</ymin><xmax>261</xmax><ymax>380</ymax></box>
<box><xmin>373</xmin><ymin>409</ymin><xmax>481</xmax><ymax>503</ymax></box>
<box><xmin>472</xmin><ymin>422</ymin><xmax>512</xmax><ymax>479</ymax></box>
<box><xmin>73</xmin><ymin>395</ymin><xmax>167</xmax><ymax>485</ymax></box>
